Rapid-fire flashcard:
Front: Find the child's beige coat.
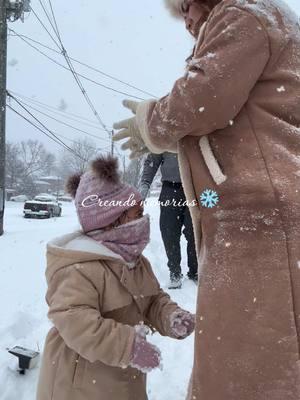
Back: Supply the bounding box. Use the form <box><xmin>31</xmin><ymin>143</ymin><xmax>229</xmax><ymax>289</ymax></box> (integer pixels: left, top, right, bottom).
<box><xmin>36</xmin><ymin>231</ymin><xmax>180</xmax><ymax>400</ymax></box>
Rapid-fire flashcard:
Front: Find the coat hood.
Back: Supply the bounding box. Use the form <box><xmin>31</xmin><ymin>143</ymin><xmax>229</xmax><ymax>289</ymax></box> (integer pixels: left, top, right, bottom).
<box><xmin>46</xmin><ymin>230</ymin><xmax>125</xmax><ymax>283</ymax></box>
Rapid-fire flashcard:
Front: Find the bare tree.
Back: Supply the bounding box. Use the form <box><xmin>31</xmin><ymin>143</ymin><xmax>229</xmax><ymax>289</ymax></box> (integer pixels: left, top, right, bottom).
<box><xmin>5</xmin><ymin>142</ymin><xmax>23</xmax><ymax>189</ymax></box>
<box><xmin>19</xmin><ymin>140</ymin><xmax>56</xmax><ymax>179</ymax></box>
<box><xmin>124</xmin><ymin>156</ymin><xmax>145</xmax><ymax>188</ymax></box>
<box><xmin>58</xmin><ymin>137</ymin><xmax>99</xmax><ymax>180</ymax></box>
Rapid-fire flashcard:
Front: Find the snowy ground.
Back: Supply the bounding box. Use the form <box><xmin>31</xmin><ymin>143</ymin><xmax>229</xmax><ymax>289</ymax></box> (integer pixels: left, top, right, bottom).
<box><xmin>0</xmin><ymin>200</ymin><xmax>197</xmax><ymax>400</ymax></box>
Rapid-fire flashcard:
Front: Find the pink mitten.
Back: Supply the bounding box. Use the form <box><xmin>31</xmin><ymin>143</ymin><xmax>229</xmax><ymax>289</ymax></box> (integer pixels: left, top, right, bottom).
<box><xmin>170</xmin><ymin>310</ymin><xmax>195</xmax><ymax>339</ymax></box>
<box><xmin>129</xmin><ymin>331</ymin><xmax>161</xmax><ymax>373</ymax></box>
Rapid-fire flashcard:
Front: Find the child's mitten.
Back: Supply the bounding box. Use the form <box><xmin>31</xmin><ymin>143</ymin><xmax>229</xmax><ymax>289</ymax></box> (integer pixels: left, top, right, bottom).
<box><xmin>170</xmin><ymin>310</ymin><xmax>195</xmax><ymax>339</ymax></box>
<box><xmin>129</xmin><ymin>331</ymin><xmax>161</xmax><ymax>373</ymax></box>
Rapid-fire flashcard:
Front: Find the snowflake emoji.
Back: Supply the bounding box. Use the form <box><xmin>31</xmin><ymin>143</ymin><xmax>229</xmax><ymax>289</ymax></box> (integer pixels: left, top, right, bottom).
<box><xmin>200</xmin><ymin>189</ymin><xmax>219</xmax><ymax>208</ymax></box>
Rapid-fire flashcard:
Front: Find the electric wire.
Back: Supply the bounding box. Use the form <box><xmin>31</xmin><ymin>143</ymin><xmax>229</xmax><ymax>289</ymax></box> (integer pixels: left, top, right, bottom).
<box><xmin>55</xmin><ymin>131</ymin><xmax>111</xmax><ymax>152</ymax></box>
<box><xmin>12</xmin><ymin>96</ymin><xmax>112</xmax><ymax>144</ymax></box>
<box><xmin>7</xmin><ymin>91</ymin><xmax>92</xmax><ymax>160</ymax></box>
<box><xmin>9</xmin><ymin>30</ymin><xmax>156</xmax><ymax>97</ymax></box>
<box><xmin>30</xmin><ymin>6</ymin><xmax>61</xmax><ymax>50</ymax></box>
<box><xmin>33</xmin><ymin>2</ymin><xmax>114</xmax><ymax>142</ymax></box>
<box><xmin>9</xmin><ymin>90</ymin><xmax>113</xmax><ymax>131</ymax></box>
<box><xmin>10</xmin><ymin>31</ymin><xmax>145</xmax><ymax>101</ymax></box>
<box><xmin>7</xmin><ymin>104</ymin><xmax>87</xmax><ymax>161</ymax></box>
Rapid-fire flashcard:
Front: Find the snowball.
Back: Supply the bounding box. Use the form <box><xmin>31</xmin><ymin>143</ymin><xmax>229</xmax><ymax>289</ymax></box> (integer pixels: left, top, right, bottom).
<box><xmin>277</xmin><ymin>86</ymin><xmax>286</xmax><ymax>92</ymax></box>
<box><xmin>206</xmin><ymin>52</ymin><xmax>216</xmax><ymax>58</ymax></box>
<box><xmin>229</xmin><ymin>120</ymin><xmax>234</xmax><ymax>126</ymax></box>
<box><xmin>199</xmin><ymin>107</ymin><xmax>205</xmax><ymax>113</ymax></box>
<box><xmin>188</xmin><ymin>71</ymin><xmax>197</xmax><ymax>79</ymax></box>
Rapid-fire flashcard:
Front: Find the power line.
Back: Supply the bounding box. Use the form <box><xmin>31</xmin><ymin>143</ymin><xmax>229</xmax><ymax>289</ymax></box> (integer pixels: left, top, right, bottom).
<box><xmin>9</xmin><ymin>90</ymin><xmax>113</xmax><ymax>131</ymax></box>
<box><xmin>9</xmin><ymin>31</ymin><xmax>145</xmax><ymax>101</ymax></box>
<box><xmin>47</xmin><ymin>0</ymin><xmax>63</xmax><ymax>42</ymax></box>
<box><xmin>7</xmin><ymin>104</ymin><xmax>87</xmax><ymax>161</ymax></box>
<box><xmin>11</xmin><ymin>95</ymin><xmax>112</xmax><ymax>144</ymax></box>
<box><xmin>38</xmin><ymin>0</ymin><xmax>60</xmax><ymax>40</ymax></box>
<box><xmin>7</xmin><ymin>91</ymin><xmax>89</xmax><ymax>160</ymax></box>
<box><xmin>41</xmin><ymin>0</ymin><xmax>115</xmax><ymax>157</ymax></box>
<box><xmin>54</xmin><ymin>131</ymin><xmax>111</xmax><ymax>152</ymax></box>
<box><xmin>8</xmin><ymin>30</ymin><xmax>156</xmax><ymax>98</ymax></box>
<box><xmin>30</xmin><ymin>6</ymin><xmax>61</xmax><ymax>50</ymax></box>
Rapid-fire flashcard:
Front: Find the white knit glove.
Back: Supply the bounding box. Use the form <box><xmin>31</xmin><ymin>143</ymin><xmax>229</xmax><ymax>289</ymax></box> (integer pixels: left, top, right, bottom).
<box><xmin>113</xmin><ymin>100</ymin><xmax>149</xmax><ymax>159</ymax></box>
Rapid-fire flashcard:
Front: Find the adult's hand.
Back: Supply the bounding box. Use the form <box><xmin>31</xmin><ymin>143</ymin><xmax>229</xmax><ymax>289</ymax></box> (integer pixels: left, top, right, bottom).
<box><xmin>113</xmin><ymin>100</ymin><xmax>149</xmax><ymax>159</ymax></box>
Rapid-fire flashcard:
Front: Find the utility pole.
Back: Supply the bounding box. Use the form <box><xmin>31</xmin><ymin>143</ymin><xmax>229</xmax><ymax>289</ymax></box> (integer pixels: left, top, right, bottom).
<box><xmin>0</xmin><ymin>0</ymin><xmax>30</xmax><ymax>236</ymax></box>
<box><xmin>0</xmin><ymin>0</ymin><xmax>8</xmax><ymax>237</ymax></box>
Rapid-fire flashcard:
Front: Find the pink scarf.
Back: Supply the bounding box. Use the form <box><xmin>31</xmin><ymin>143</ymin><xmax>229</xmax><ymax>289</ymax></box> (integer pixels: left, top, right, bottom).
<box><xmin>86</xmin><ymin>214</ymin><xmax>150</xmax><ymax>265</ymax></box>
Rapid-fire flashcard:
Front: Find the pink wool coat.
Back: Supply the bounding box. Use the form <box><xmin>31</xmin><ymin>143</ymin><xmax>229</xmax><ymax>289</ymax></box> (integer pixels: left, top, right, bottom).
<box><xmin>134</xmin><ymin>0</ymin><xmax>300</xmax><ymax>399</ymax></box>
<box><xmin>36</xmin><ymin>231</ymin><xmax>181</xmax><ymax>400</ymax></box>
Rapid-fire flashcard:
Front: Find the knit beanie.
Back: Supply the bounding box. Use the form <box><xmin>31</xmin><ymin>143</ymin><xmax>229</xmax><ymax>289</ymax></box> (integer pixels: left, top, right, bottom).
<box><xmin>65</xmin><ymin>155</ymin><xmax>143</xmax><ymax>232</ymax></box>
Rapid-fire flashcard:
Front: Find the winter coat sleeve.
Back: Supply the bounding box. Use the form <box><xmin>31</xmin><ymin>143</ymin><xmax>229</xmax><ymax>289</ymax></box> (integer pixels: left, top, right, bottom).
<box><xmin>136</xmin><ymin>5</ymin><xmax>270</xmax><ymax>151</ymax></box>
<box><xmin>142</xmin><ymin>258</ymin><xmax>181</xmax><ymax>338</ymax></box>
<box><xmin>146</xmin><ymin>289</ymin><xmax>182</xmax><ymax>338</ymax></box>
<box><xmin>47</xmin><ymin>265</ymin><xmax>135</xmax><ymax>367</ymax></box>
<box><xmin>139</xmin><ymin>153</ymin><xmax>163</xmax><ymax>198</ymax></box>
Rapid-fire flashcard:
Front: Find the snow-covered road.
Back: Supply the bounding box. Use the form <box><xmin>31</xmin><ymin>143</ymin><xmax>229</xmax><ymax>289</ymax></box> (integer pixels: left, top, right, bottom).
<box><xmin>0</xmin><ymin>201</ymin><xmax>197</xmax><ymax>400</ymax></box>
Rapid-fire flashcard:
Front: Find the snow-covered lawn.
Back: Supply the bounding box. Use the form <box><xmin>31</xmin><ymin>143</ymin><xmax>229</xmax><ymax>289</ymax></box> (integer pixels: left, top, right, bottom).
<box><xmin>0</xmin><ymin>200</ymin><xmax>197</xmax><ymax>400</ymax></box>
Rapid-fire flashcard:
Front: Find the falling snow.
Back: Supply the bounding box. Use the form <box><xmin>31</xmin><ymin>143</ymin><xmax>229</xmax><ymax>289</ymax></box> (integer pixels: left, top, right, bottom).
<box><xmin>58</xmin><ymin>98</ymin><xmax>68</xmax><ymax>111</ymax></box>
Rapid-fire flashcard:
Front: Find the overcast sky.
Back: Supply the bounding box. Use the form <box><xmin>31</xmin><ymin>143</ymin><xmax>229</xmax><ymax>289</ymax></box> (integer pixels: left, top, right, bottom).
<box><xmin>6</xmin><ymin>0</ymin><xmax>300</xmax><ymax>161</ymax></box>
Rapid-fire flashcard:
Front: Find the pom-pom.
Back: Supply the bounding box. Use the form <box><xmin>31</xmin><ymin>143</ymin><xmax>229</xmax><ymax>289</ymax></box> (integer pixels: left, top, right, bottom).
<box><xmin>91</xmin><ymin>155</ymin><xmax>120</xmax><ymax>184</ymax></box>
<box><xmin>65</xmin><ymin>173</ymin><xmax>82</xmax><ymax>198</ymax></box>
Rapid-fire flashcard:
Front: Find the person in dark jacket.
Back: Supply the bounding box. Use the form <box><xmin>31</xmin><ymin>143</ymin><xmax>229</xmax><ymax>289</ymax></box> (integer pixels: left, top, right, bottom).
<box><xmin>140</xmin><ymin>152</ymin><xmax>198</xmax><ymax>289</ymax></box>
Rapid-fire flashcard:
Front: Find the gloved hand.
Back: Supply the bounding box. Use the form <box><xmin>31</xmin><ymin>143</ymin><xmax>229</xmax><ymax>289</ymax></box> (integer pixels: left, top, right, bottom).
<box><xmin>113</xmin><ymin>100</ymin><xmax>149</xmax><ymax>160</ymax></box>
<box><xmin>129</xmin><ymin>326</ymin><xmax>162</xmax><ymax>373</ymax></box>
<box><xmin>169</xmin><ymin>310</ymin><xmax>195</xmax><ymax>339</ymax></box>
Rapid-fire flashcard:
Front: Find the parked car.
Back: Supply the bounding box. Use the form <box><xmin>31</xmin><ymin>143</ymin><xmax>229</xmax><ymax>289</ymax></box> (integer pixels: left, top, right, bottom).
<box><xmin>23</xmin><ymin>197</ymin><xmax>62</xmax><ymax>218</ymax></box>
<box><xmin>10</xmin><ymin>195</ymin><xmax>29</xmax><ymax>202</ymax></box>
<box><xmin>57</xmin><ymin>195</ymin><xmax>73</xmax><ymax>203</ymax></box>
<box><xmin>35</xmin><ymin>194</ymin><xmax>57</xmax><ymax>202</ymax></box>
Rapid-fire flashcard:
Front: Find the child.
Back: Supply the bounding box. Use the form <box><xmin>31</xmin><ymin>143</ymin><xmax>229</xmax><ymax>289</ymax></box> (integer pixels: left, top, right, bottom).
<box><xmin>36</xmin><ymin>155</ymin><xmax>195</xmax><ymax>400</ymax></box>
